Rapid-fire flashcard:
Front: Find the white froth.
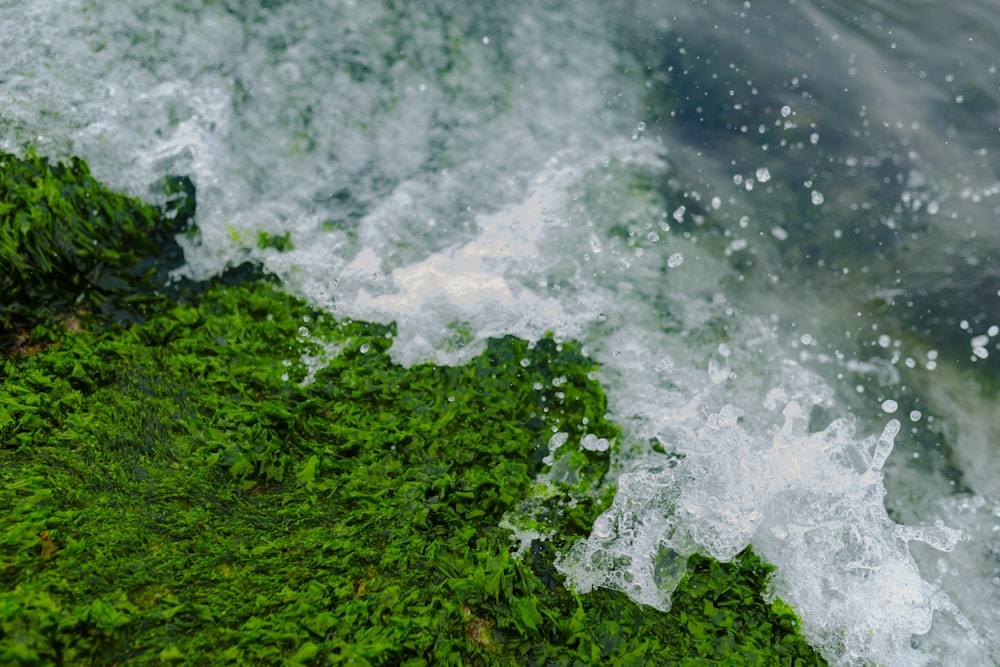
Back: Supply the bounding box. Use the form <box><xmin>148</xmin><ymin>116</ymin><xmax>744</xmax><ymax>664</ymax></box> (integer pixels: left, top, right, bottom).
<box><xmin>559</xmin><ymin>385</ymin><xmax>978</xmax><ymax>664</ymax></box>
<box><xmin>350</xmin><ymin>160</ymin><xmax>588</xmax><ymax>365</ymax></box>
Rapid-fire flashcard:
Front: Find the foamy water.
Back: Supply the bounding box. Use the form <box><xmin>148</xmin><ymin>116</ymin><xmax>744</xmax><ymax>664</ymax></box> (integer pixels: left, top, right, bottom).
<box><xmin>3</xmin><ymin>1</ymin><xmax>998</xmax><ymax>664</ymax></box>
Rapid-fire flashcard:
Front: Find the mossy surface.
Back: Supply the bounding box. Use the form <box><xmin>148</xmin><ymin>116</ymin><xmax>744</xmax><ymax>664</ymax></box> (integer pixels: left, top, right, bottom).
<box><xmin>0</xmin><ymin>152</ymin><xmax>825</xmax><ymax>665</ymax></box>
<box><xmin>0</xmin><ymin>150</ymin><xmax>191</xmax><ymax>339</ymax></box>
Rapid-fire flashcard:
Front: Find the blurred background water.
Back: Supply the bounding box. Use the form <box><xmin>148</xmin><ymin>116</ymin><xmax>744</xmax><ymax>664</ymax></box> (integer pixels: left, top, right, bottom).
<box><xmin>3</xmin><ymin>1</ymin><xmax>998</xmax><ymax>664</ymax></box>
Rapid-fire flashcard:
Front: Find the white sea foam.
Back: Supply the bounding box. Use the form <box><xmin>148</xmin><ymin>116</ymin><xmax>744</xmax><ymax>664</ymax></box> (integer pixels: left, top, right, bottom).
<box><xmin>553</xmin><ymin>310</ymin><xmax>987</xmax><ymax>664</ymax></box>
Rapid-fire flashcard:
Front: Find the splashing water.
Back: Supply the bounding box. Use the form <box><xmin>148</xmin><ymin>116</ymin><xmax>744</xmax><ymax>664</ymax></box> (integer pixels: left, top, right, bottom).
<box><xmin>3</xmin><ymin>1</ymin><xmax>999</xmax><ymax>664</ymax></box>
<box><xmin>559</xmin><ymin>407</ymin><xmax>980</xmax><ymax>663</ymax></box>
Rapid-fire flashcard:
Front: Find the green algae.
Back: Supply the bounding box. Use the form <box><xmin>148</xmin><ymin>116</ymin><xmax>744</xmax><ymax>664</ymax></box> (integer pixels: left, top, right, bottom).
<box><xmin>0</xmin><ymin>151</ymin><xmax>825</xmax><ymax>665</ymax></box>
<box><xmin>0</xmin><ymin>151</ymin><xmax>191</xmax><ymax>339</ymax></box>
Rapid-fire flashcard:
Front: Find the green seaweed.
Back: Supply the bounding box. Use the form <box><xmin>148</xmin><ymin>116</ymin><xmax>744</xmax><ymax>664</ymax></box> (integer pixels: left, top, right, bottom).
<box><xmin>0</xmin><ymin>151</ymin><xmax>192</xmax><ymax>338</ymax></box>
<box><xmin>257</xmin><ymin>231</ymin><xmax>295</xmax><ymax>253</ymax></box>
<box><xmin>0</xmin><ymin>151</ymin><xmax>825</xmax><ymax>665</ymax></box>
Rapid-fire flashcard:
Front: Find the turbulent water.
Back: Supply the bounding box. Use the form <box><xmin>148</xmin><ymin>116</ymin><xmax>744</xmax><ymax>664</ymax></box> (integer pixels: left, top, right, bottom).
<box><xmin>3</xmin><ymin>1</ymin><xmax>999</xmax><ymax>664</ymax></box>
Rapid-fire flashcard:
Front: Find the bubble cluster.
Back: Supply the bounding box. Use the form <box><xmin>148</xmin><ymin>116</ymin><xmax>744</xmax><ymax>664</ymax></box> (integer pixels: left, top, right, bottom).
<box><xmin>559</xmin><ymin>397</ymin><xmax>971</xmax><ymax>664</ymax></box>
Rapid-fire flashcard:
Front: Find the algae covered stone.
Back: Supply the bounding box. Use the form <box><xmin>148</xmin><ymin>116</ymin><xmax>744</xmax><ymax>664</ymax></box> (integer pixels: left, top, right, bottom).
<box><xmin>0</xmin><ymin>151</ymin><xmax>824</xmax><ymax>665</ymax></box>
<box><xmin>0</xmin><ymin>150</ymin><xmax>191</xmax><ymax>336</ymax></box>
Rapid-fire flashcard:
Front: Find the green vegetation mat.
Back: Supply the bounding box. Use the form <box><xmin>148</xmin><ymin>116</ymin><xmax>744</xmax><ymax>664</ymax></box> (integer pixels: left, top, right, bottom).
<box><xmin>0</xmin><ymin>150</ymin><xmax>190</xmax><ymax>335</ymax></box>
<box><xmin>0</xmin><ymin>151</ymin><xmax>825</xmax><ymax>665</ymax></box>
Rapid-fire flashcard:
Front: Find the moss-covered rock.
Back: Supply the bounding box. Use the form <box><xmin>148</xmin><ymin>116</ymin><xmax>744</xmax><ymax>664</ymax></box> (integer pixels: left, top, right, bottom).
<box><xmin>0</xmin><ymin>151</ymin><xmax>825</xmax><ymax>665</ymax></box>
<box><xmin>0</xmin><ymin>150</ymin><xmax>192</xmax><ymax>341</ymax></box>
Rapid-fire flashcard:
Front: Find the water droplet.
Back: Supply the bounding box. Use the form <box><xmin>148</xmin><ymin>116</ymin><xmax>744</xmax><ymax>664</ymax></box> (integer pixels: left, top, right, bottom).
<box><xmin>870</xmin><ymin>419</ymin><xmax>900</xmax><ymax>471</ymax></box>
<box><xmin>580</xmin><ymin>433</ymin><xmax>610</xmax><ymax>452</ymax></box>
<box><xmin>756</xmin><ymin>167</ymin><xmax>771</xmax><ymax>182</ymax></box>
<box><xmin>811</xmin><ymin>190</ymin><xmax>825</xmax><ymax>205</ymax></box>
<box><xmin>780</xmin><ymin>105</ymin><xmax>792</xmax><ymax>117</ymax></box>
<box><xmin>881</xmin><ymin>399</ymin><xmax>899</xmax><ymax>414</ymax></box>
<box><xmin>667</xmin><ymin>253</ymin><xmax>684</xmax><ymax>268</ymax></box>
<box><xmin>359</xmin><ymin>343</ymin><xmax>371</xmax><ymax>354</ymax></box>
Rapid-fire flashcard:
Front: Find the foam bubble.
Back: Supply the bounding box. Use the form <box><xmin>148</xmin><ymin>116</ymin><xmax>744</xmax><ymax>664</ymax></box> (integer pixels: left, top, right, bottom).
<box><xmin>580</xmin><ymin>434</ymin><xmax>611</xmax><ymax>452</ymax></box>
